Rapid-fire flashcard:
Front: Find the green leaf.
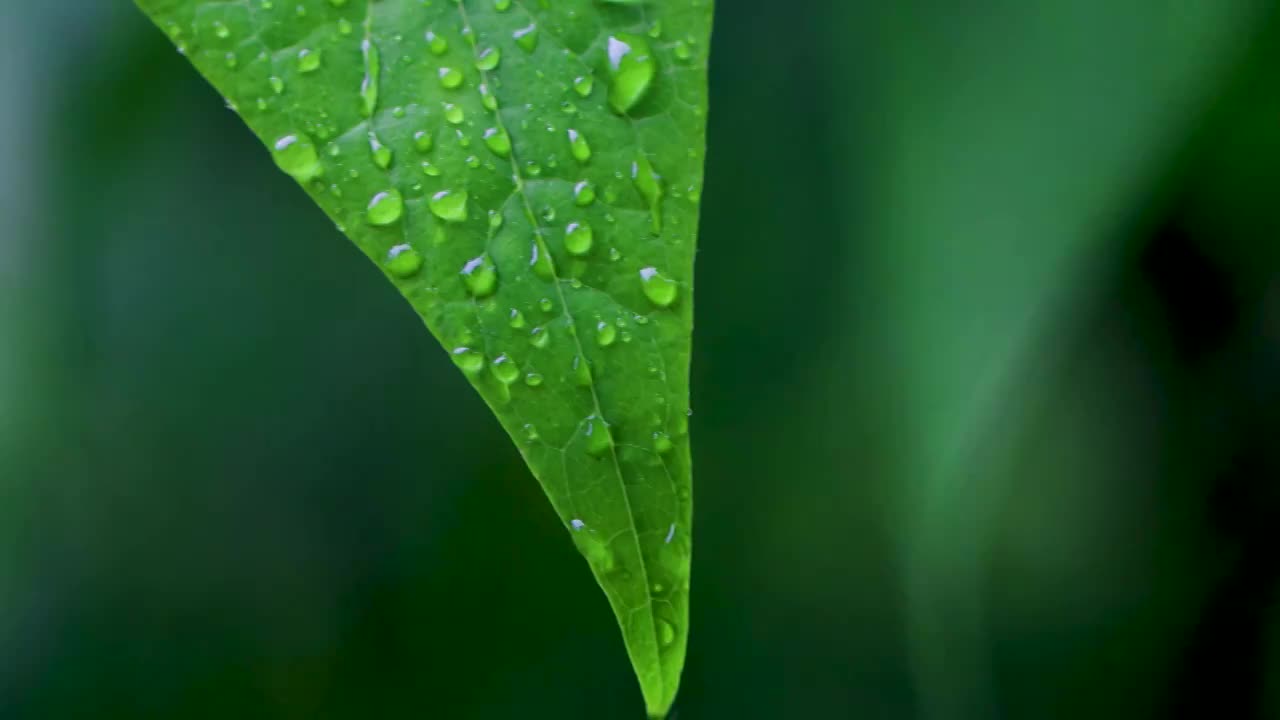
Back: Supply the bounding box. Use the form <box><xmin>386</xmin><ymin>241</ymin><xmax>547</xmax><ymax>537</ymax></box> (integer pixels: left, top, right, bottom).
<box><xmin>133</xmin><ymin>0</ymin><xmax>711</xmax><ymax>715</ymax></box>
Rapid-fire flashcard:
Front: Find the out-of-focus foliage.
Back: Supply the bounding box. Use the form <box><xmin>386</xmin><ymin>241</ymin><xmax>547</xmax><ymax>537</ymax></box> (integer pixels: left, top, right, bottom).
<box><xmin>4</xmin><ymin>1</ymin><xmax>1280</xmax><ymax>718</ymax></box>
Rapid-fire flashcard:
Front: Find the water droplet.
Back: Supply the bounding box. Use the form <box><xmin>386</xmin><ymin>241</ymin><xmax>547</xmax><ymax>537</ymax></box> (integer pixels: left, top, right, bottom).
<box><xmin>437</xmin><ymin>66</ymin><xmax>463</xmax><ymax>89</ymax></box>
<box><xmin>573</xmin><ymin>75</ymin><xmax>594</xmax><ymax>97</ymax></box>
<box><xmin>421</xmin><ymin>161</ymin><xmax>442</xmax><ymax>176</ymax></box>
<box><xmin>426</xmin><ymin>30</ymin><xmax>448</xmax><ymax>55</ymax></box>
<box><xmin>653</xmin><ymin>431</ymin><xmax>673</xmax><ymax>454</ymax></box>
<box><xmin>574</xmin><ymin>355</ymin><xmax>593</xmax><ymax>387</ymax></box>
<box><xmin>491</xmin><ymin>353</ymin><xmax>520</xmax><ymax>385</ymax></box>
<box><xmin>444</xmin><ymin>103</ymin><xmax>465</xmax><ymax>124</ymax></box>
<box><xmin>461</xmin><ymin>255</ymin><xmax>497</xmax><ymax>297</ymax></box>
<box><xmin>606</xmin><ymin>34</ymin><xmax>655</xmax><ymax>114</ymax></box>
<box><xmin>530</xmin><ymin>236</ymin><xmax>556</xmax><ymax>281</ymax></box>
<box><xmin>367</xmin><ymin>189</ymin><xmax>404</xmax><ymax>225</ymax></box>
<box><xmin>452</xmin><ymin>347</ymin><xmax>485</xmax><ymax>375</ymax></box>
<box><xmin>479</xmin><ymin>83</ymin><xmax>499</xmax><ymax>111</ymax></box>
<box><xmin>525</xmin><ymin>372</ymin><xmax>544</xmax><ymax>387</ymax></box>
<box><xmin>567</xmin><ymin>128</ymin><xmax>591</xmax><ymax>163</ymax></box>
<box><xmin>269</xmin><ymin>76</ymin><xmax>285</xmax><ymax>94</ymax></box>
<box><xmin>513</xmin><ymin>23</ymin><xmax>539</xmax><ymax>52</ymax></box>
<box><xmin>570</xmin><ymin>517</ymin><xmax>586</xmax><ymax>531</ymax></box>
<box><xmin>297</xmin><ymin>48</ymin><xmax>321</xmax><ymax>73</ymax></box>
<box><xmin>360</xmin><ymin>39</ymin><xmax>380</xmax><ymax>118</ymax></box>
<box><xmin>658</xmin><ymin>619</ymin><xmax>676</xmax><ymax>647</ymax></box>
<box><xmin>337</xmin><ymin>18</ymin><xmax>353</xmax><ymax>35</ymax></box>
<box><xmin>573</xmin><ymin>180</ymin><xmax>596</xmax><ymax>206</ymax></box>
<box><xmin>596</xmin><ymin>321</ymin><xmax>617</xmax><ymax>347</ymax></box>
<box><xmin>414</xmin><ymin>130</ymin><xmax>434</xmax><ymax>152</ymax></box>
<box><xmin>584</xmin><ymin>415</ymin><xmax>612</xmax><ymax>456</ymax></box>
<box><xmin>639</xmin><ymin>266</ymin><xmax>679</xmax><ymax>307</ymax></box>
<box><xmin>476</xmin><ymin>47</ymin><xmax>501</xmax><ymax>71</ymax></box>
<box><xmin>213</xmin><ymin>21</ymin><xmax>231</xmax><ymax>39</ymax></box>
<box><xmin>271</xmin><ymin>133</ymin><xmax>323</xmax><ymax>182</ymax></box>
<box><xmin>369</xmin><ymin>134</ymin><xmax>392</xmax><ymax>169</ymax></box>
<box><xmin>508</xmin><ymin>308</ymin><xmax>527</xmax><ymax>328</ymax></box>
<box><xmin>539</xmin><ymin>298</ymin><xmax>554</xmax><ymax>312</ymax></box>
<box><xmin>530</xmin><ymin>326</ymin><xmax>550</xmax><ymax>348</ymax></box>
<box><xmin>565</xmin><ymin>222</ymin><xmax>593</xmax><ymax>256</ymax></box>
<box><xmin>483</xmin><ymin>127</ymin><xmax>512</xmax><ymax>158</ymax></box>
<box><xmin>385</xmin><ymin>243</ymin><xmax>423</xmax><ymax>278</ymax></box>
<box><xmin>523</xmin><ymin>423</ymin><xmax>540</xmax><ymax>441</ymax></box>
<box><xmin>429</xmin><ymin>190</ymin><xmax>468</xmax><ymax>222</ymax></box>
<box><xmin>632</xmin><ymin>154</ymin><xmax>664</xmax><ymax>232</ymax></box>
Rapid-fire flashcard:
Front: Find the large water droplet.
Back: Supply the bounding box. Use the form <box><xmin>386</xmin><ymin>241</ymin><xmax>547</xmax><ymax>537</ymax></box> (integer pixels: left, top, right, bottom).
<box><xmin>573</xmin><ymin>180</ymin><xmax>596</xmax><ymax>206</ymax></box>
<box><xmin>530</xmin><ymin>236</ymin><xmax>556</xmax><ymax>281</ymax></box>
<box><xmin>271</xmin><ymin>133</ymin><xmax>323</xmax><ymax>182</ymax></box>
<box><xmin>606</xmin><ymin>34</ymin><xmax>655</xmax><ymax>114</ymax></box>
<box><xmin>461</xmin><ymin>255</ymin><xmax>497</xmax><ymax>297</ymax></box>
<box><xmin>366</xmin><ymin>189</ymin><xmax>404</xmax><ymax>226</ymax></box>
<box><xmin>429</xmin><ymin>190</ymin><xmax>469</xmax><ymax>222</ymax></box>
<box><xmin>639</xmin><ymin>266</ymin><xmax>678</xmax><ymax>307</ymax></box>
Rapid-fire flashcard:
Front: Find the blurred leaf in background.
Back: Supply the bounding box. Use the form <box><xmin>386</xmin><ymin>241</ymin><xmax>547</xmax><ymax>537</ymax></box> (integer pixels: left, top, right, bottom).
<box><xmin>4</xmin><ymin>1</ymin><xmax>1280</xmax><ymax>718</ymax></box>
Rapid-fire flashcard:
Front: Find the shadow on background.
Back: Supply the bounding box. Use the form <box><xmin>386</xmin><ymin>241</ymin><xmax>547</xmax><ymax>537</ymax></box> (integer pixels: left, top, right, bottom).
<box><xmin>3</xmin><ymin>1</ymin><xmax>1280</xmax><ymax>718</ymax></box>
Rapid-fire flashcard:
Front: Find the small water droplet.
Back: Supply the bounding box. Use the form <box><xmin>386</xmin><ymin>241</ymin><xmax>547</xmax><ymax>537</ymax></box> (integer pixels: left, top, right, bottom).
<box><xmin>451</xmin><ymin>347</ymin><xmax>485</xmax><ymax>375</ymax></box>
<box><xmin>632</xmin><ymin>155</ymin><xmax>664</xmax><ymax>232</ymax></box>
<box><xmin>483</xmin><ymin>127</ymin><xmax>512</xmax><ymax>158</ymax></box>
<box><xmin>530</xmin><ymin>326</ymin><xmax>550</xmax><ymax>348</ymax></box>
<box><xmin>530</xmin><ymin>236</ymin><xmax>556</xmax><ymax>281</ymax></box>
<box><xmin>360</xmin><ymin>39</ymin><xmax>380</xmax><ymax>117</ymax></box>
<box><xmin>539</xmin><ymin>298</ymin><xmax>554</xmax><ymax>312</ymax></box>
<box><xmin>573</xmin><ymin>75</ymin><xmax>594</xmax><ymax>97</ymax></box>
<box><xmin>596</xmin><ymin>321</ymin><xmax>617</xmax><ymax>347</ymax></box>
<box><xmin>491</xmin><ymin>353</ymin><xmax>520</xmax><ymax>385</ymax></box>
<box><xmin>429</xmin><ymin>190</ymin><xmax>468</xmax><ymax>222</ymax></box>
<box><xmin>437</xmin><ymin>66</ymin><xmax>463</xmax><ymax>89</ymax></box>
<box><xmin>525</xmin><ymin>372</ymin><xmax>544</xmax><ymax>387</ymax></box>
<box><xmin>513</xmin><ymin>23</ymin><xmax>539</xmax><ymax>52</ymax></box>
<box><xmin>508</xmin><ymin>308</ymin><xmax>526</xmax><ymax>329</ymax></box>
<box><xmin>584</xmin><ymin>414</ymin><xmax>612</xmax><ymax>455</ymax></box>
<box><xmin>639</xmin><ymin>266</ymin><xmax>678</xmax><ymax>307</ymax></box>
<box><xmin>213</xmin><ymin>21</ymin><xmax>231</xmax><ymax>39</ymax></box>
<box><xmin>567</xmin><ymin>128</ymin><xmax>591</xmax><ymax>163</ymax></box>
<box><xmin>565</xmin><ymin>222</ymin><xmax>593</xmax><ymax>256</ymax></box>
<box><xmin>297</xmin><ymin>48</ymin><xmax>321</xmax><ymax>73</ymax></box>
<box><xmin>573</xmin><ymin>180</ymin><xmax>596</xmax><ymax>206</ymax></box>
<box><xmin>426</xmin><ymin>30</ymin><xmax>448</xmax><ymax>55</ymax></box>
<box><xmin>476</xmin><ymin>47</ymin><xmax>501</xmax><ymax>71</ymax></box>
<box><xmin>385</xmin><ymin>243</ymin><xmax>423</xmax><ymax>278</ymax></box>
<box><xmin>460</xmin><ymin>255</ymin><xmax>497</xmax><ymax>297</ymax></box>
<box><xmin>658</xmin><ymin>619</ymin><xmax>676</xmax><ymax>647</ymax></box>
<box><xmin>271</xmin><ymin>133</ymin><xmax>323</xmax><ymax>182</ymax></box>
<box><xmin>444</xmin><ymin>103</ymin><xmax>465</xmax><ymax>124</ymax></box>
<box><xmin>367</xmin><ymin>189</ymin><xmax>405</xmax><ymax>225</ymax></box>
<box><xmin>414</xmin><ymin>130</ymin><xmax>434</xmax><ymax>152</ymax></box>
<box><xmin>653</xmin><ymin>431</ymin><xmax>673</xmax><ymax>454</ymax></box>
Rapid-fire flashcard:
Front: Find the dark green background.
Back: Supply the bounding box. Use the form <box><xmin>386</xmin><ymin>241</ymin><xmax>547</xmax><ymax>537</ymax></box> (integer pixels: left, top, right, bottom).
<box><xmin>4</xmin><ymin>1</ymin><xmax>1280</xmax><ymax>717</ymax></box>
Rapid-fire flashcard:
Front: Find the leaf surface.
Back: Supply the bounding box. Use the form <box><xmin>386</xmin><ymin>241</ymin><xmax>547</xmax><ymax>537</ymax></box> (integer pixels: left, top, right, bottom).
<box><xmin>134</xmin><ymin>0</ymin><xmax>710</xmax><ymax>715</ymax></box>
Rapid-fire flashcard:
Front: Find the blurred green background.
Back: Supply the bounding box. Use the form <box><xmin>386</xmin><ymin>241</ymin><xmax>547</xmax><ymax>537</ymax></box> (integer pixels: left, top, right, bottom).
<box><xmin>5</xmin><ymin>0</ymin><xmax>1280</xmax><ymax>717</ymax></box>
